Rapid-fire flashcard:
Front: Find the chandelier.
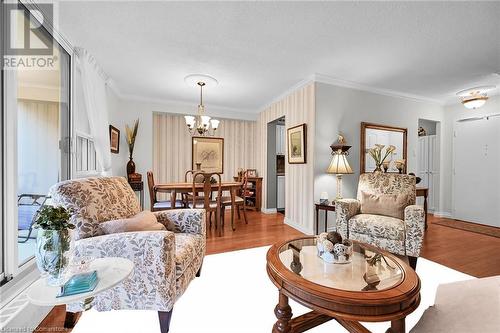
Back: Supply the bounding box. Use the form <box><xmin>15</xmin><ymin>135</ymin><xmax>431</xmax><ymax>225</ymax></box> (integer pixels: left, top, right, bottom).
<box><xmin>456</xmin><ymin>86</ymin><xmax>495</xmax><ymax>110</ymax></box>
<box><xmin>184</xmin><ymin>74</ymin><xmax>220</xmax><ymax>136</ymax></box>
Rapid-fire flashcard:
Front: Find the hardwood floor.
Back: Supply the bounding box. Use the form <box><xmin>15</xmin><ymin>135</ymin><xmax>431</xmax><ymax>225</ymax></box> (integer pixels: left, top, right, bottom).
<box><xmin>421</xmin><ymin>215</ymin><xmax>500</xmax><ymax>278</ymax></box>
<box><xmin>205</xmin><ymin>210</ymin><xmax>303</xmax><ymax>255</ymax></box>
<box><xmin>35</xmin><ymin>211</ymin><xmax>500</xmax><ymax>332</ymax></box>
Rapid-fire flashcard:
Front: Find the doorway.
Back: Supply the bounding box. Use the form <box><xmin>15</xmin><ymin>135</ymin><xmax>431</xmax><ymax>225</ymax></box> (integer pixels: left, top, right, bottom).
<box><xmin>267</xmin><ymin>117</ymin><xmax>285</xmax><ymax>213</ymax></box>
<box><xmin>417</xmin><ymin>119</ymin><xmax>440</xmax><ymax>213</ymax></box>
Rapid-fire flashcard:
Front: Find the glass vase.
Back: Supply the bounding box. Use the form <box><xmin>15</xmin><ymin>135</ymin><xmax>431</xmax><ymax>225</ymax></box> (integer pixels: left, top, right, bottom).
<box><xmin>35</xmin><ymin>229</ymin><xmax>74</xmax><ymax>286</ymax></box>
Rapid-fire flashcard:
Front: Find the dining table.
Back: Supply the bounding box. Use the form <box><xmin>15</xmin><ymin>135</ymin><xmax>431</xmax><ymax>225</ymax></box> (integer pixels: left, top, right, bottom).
<box><xmin>154</xmin><ymin>181</ymin><xmax>242</xmax><ymax>236</ymax></box>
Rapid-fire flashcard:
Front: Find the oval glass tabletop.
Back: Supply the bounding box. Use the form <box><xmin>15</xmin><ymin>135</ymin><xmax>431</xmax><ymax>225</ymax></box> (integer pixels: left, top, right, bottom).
<box><xmin>278</xmin><ymin>238</ymin><xmax>403</xmax><ymax>292</ymax></box>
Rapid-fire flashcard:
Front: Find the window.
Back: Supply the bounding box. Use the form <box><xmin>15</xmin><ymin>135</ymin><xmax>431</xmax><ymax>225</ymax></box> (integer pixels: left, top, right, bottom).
<box><xmin>75</xmin><ymin>132</ymin><xmax>99</xmax><ymax>177</ymax></box>
<box><xmin>2</xmin><ymin>2</ymin><xmax>72</xmax><ymax>284</ymax></box>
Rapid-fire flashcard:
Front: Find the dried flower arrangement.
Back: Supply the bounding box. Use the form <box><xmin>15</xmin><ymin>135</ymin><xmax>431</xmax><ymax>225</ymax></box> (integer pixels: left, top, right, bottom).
<box><xmin>368</xmin><ymin>144</ymin><xmax>396</xmax><ymax>172</ymax></box>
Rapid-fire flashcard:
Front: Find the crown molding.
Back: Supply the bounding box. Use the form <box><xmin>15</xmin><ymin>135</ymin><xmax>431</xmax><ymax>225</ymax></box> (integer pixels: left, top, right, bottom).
<box><xmin>255</xmin><ymin>72</ymin><xmax>444</xmax><ymax>114</ymax></box>
<box><xmin>312</xmin><ymin>73</ymin><xmax>444</xmax><ymax>105</ymax></box>
<box><xmin>107</xmin><ymin>80</ymin><xmax>257</xmax><ymax>121</ymax></box>
<box><xmin>256</xmin><ymin>74</ymin><xmax>316</xmax><ymax>112</ymax></box>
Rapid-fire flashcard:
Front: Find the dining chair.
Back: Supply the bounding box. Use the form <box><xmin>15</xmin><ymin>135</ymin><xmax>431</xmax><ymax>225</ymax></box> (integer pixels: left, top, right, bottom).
<box><xmin>188</xmin><ymin>172</ymin><xmax>223</xmax><ymax>236</ymax></box>
<box><xmin>221</xmin><ymin>170</ymin><xmax>251</xmax><ymax>230</ymax></box>
<box><xmin>147</xmin><ymin>171</ymin><xmax>184</xmax><ymax>211</ymax></box>
<box><xmin>184</xmin><ymin>169</ymin><xmax>217</xmax><ymax>223</ymax></box>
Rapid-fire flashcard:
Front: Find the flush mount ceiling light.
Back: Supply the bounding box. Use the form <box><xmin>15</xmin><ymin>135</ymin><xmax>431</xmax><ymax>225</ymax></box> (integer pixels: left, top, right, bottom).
<box><xmin>183</xmin><ymin>74</ymin><xmax>220</xmax><ymax>136</ymax></box>
<box><xmin>456</xmin><ymin>86</ymin><xmax>496</xmax><ymax>110</ymax></box>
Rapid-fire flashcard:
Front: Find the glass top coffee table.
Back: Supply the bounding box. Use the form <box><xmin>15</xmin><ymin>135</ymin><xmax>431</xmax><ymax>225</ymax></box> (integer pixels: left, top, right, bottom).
<box><xmin>266</xmin><ymin>236</ymin><xmax>421</xmax><ymax>333</ymax></box>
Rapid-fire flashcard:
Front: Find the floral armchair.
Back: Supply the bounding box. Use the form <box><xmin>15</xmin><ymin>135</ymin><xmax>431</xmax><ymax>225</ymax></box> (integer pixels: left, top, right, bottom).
<box><xmin>335</xmin><ymin>173</ymin><xmax>425</xmax><ymax>268</ymax></box>
<box><xmin>49</xmin><ymin>177</ymin><xmax>205</xmax><ymax>332</ymax></box>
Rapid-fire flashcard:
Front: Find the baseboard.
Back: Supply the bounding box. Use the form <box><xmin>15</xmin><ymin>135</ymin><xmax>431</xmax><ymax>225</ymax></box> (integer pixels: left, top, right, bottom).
<box><xmin>261</xmin><ymin>208</ymin><xmax>277</xmax><ymax>214</ymax></box>
<box><xmin>433</xmin><ymin>211</ymin><xmax>453</xmax><ymax>218</ymax></box>
<box><xmin>284</xmin><ymin>217</ymin><xmax>314</xmax><ymax>235</ymax></box>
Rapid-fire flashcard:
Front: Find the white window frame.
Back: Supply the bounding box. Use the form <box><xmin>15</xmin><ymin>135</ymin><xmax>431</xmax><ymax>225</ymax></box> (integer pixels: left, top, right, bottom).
<box><xmin>74</xmin><ymin>131</ymin><xmax>100</xmax><ymax>178</ymax></box>
<box><xmin>1</xmin><ymin>0</ymin><xmax>75</xmax><ymax>295</ymax></box>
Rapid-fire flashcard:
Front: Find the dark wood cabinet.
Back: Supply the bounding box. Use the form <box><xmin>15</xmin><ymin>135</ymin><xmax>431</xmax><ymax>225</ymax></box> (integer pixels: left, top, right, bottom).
<box><xmin>234</xmin><ymin>176</ymin><xmax>262</xmax><ymax>212</ymax></box>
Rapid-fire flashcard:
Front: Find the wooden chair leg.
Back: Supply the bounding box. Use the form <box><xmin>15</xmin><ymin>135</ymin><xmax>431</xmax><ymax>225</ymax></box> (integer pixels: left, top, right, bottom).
<box><xmin>64</xmin><ymin>311</ymin><xmax>80</xmax><ymax>328</ymax></box>
<box><xmin>158</xmin><ymin>309</ymin><xmax>173</xmax><ymax>333</ymax></box>
<box><xmin>196</xmin><ymin>261</ymin><xmax>203</xmax><ymax>277</ymax></box>
<box><xmin>242</xmin><ymin>206</ymin><xmax>248</xmax><ymax>224</ymax></box>
<box><xmin>208</xmin><ymin>211</ymin><xmax>212</xmax><ymax>228</ymax></box>
<box><xmin>408</xmin><ymin>256</ymin><xmax>418</xmax><ymax>270</ymax></box>
<box><xmin>237</xmin><ymin>205</ymin><xmax>241</xmax><ymax>219</ymax></box>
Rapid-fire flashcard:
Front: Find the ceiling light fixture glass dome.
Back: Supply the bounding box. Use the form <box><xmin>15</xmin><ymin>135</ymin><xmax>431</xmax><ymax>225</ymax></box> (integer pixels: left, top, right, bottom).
<box><xmin>456</xmin><ymin>86</ymin><xmax>495</xmax><ymax>110</ymax></box>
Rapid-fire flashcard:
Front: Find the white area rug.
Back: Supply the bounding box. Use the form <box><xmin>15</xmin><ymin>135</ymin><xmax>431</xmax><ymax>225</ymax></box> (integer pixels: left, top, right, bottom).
<box><xmin>73</xmin><ymin>247</ymin><xmax>473</xmax><ymax>333</ymax></box>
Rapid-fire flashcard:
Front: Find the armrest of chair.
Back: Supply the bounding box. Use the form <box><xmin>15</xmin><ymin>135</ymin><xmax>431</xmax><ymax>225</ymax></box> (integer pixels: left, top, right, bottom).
<box><xmin>71</xmin><ymin>231</ymin><xmax>177</xmax><ymax>312</ymax></box>
<box><xmin>74</xmin><ymin>231</ymin><xmax>176</xmax><ymax>272</ymax></box>
<box><xmin>154</xmin><ymin>209</ymin><xmax>206</xmax><ymax>236</ymax></box>
<box><xmin>404</xmin><ymin>205</ymin><xmax>426</xmax><ymax>257</ymax></box>
<box><xmin>335</xmin><ymin>199</ymin><xmax>361</xmax><ymax>239</ymax></box>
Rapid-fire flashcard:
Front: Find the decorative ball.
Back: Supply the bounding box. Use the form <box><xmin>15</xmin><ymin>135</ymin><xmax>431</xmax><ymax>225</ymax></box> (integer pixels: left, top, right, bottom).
<box><xmin>318</xmin><ymin>232</ymin><xmax>328</xmax><ymax>241</ymax></box>
<box><xmin>323</xmin><ymin>240</ymin><xmax>334</xmax><ymax>252</ymax></box>
<box><xmin>326</xmin><ymin>231</ymin><xmax>342</xmax><ymax>246</ymax></box>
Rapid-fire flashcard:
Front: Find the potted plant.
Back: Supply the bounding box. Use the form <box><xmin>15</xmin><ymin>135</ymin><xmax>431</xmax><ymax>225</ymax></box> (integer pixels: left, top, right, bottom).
<box><xmin>34</xmin><ymin>206</ymin><xmax>75</xmax><ymax>286</ymax></box>
<box><xmin>125</xmin><ymin>119</ymin><xmax>139</xmax><ymax>175</ymax></box>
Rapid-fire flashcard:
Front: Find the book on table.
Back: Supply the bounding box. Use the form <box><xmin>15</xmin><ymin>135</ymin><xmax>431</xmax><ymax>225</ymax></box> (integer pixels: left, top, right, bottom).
<box><xmin>57</xmin><ymin>270</ymin><xmax>99</xmax><ymax>297</ymax></box>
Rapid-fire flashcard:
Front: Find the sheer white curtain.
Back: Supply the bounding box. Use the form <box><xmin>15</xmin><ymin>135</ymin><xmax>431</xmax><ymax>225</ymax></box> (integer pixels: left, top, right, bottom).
<box><xmin>74</xmin><ymin>47</ymin><xmax>112</xmax><ymax>175</ymax></box>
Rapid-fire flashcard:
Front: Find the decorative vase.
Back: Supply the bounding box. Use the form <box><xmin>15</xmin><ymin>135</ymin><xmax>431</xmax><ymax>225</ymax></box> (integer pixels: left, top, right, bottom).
<box><xmin>35</xmin><ymin>229</ymin><xmax>74</xmax><ymax>286</ymax></box>
<box><xmin>126</xmin><ymin>156</ymin><xmax>135</xmax><ymax>175</ymax></box>
<box><xmin>373</xmin><ymin>165</ymin><xmax>383</xmax><ymax>173</ymax></box>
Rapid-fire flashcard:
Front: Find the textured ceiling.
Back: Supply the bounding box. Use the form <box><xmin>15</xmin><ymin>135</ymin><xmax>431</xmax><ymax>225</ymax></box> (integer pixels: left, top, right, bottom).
<box><xmin>58</xmin><ymin>1</ymin><xmax>500</xmax><ymax>112</ymax></box>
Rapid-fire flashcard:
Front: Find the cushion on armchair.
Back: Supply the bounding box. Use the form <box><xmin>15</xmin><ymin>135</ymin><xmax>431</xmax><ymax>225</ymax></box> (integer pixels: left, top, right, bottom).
<box><xmin>360</xmin><ymin>191</ymin><xmax>409</xmax><ymax>220</ymax></box>
<box><xmin>100</xmin><ymin>210</ymin><xmax>166</xmax><ymax>234</ymax></box>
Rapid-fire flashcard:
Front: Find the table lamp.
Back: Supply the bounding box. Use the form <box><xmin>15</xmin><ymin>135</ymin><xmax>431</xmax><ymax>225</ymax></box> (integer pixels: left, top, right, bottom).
<box><xmin>327</xmin><ymin>135</ymin><xmax>353</xmax><ymax>200</ymax></box>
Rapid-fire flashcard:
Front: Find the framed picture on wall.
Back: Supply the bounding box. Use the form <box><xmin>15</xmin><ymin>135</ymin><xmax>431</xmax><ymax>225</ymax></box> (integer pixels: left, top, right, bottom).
<box><xmin>109</xmin><ymin>125</ymin><xmax>120</xmax><ymax>154</ymax></box>
<box><xmin>192</xmin><ymin>137</ymin><xmax>224</xmax><ymax>173</ymax></box>
<box><xmin>287</xmin><ymin>123</ymin><xmax>307</xmax><ymax>164</ymax></box>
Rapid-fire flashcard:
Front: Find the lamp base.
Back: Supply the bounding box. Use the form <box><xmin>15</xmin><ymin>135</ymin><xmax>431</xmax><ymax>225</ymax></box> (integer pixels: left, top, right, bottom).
<box><xmin>336</xmin><ymin>174</ymin><xmax>343</xmax><ymax>200</ymax></box>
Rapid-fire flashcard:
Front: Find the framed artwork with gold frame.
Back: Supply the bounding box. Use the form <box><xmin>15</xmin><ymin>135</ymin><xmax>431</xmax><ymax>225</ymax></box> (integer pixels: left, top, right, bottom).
<box><xmin>192</xmin><ymin>137</ymin><xmax>224</xmax><ymax>173</ymax></box>
<box><xmin>287</xmin><ymin>123</ymin><xmax>307</xmax><ymax>164</ymax></box>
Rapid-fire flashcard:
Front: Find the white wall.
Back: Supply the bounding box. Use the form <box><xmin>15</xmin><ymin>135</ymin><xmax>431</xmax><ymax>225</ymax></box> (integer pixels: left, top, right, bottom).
<box><xmin>441</xmin><ymin>94</ymin><xmax>500</xmax><ymax>217</ymax></box>
<box><xmin>314</xmin><ymin>82</ymin><xmax>446</xmax><ymax>228</ymax></box>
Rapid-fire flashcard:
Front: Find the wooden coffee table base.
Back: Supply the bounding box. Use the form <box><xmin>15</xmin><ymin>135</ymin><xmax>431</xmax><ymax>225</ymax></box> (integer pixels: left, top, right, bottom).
<box><xmin>272</xmin><ymin>293</ymin><xmax>407</xmax><ymax>333</ymax></box>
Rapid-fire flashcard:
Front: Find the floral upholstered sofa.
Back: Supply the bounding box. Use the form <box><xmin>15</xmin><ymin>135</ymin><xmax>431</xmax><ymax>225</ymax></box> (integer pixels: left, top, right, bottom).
<box><xmin>335</xmin><ymin>173</ymin><xmax>425</xmax><ymax>268</ymax></box>
<box><xmin>49</xmin><ymin>176</ymin><xmax>205</xmax><ymax>332</ymax></box>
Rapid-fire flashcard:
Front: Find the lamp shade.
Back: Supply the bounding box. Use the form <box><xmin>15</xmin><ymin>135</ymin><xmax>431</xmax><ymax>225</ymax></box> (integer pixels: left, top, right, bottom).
<box><xmin>326</xmin><ymin>153</ymin><xmax>353</xmax><ymax>174</ymax></box>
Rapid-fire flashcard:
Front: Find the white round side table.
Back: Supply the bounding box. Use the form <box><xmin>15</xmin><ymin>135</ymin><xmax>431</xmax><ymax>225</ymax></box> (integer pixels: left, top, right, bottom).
<box><xmin>26</xmin><ymin>257</ymin><xmax>134</xmax><ymax>309</ymax></box>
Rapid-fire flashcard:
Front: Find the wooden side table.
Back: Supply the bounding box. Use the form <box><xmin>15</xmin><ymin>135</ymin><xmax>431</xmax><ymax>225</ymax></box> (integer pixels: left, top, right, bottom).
<box><xmin>416</xmin><ymin>187</ymin><xmax>428</xmax><ymax>229</ymax></box>
<box><xmin>315</xmin><ymin>202</ymin><xmax>336</xmax><ymax>234</ymax></box>
<box><xmin>129</xmin><ymin>181</ymin><xmax>144</xmax><ymax>209</ymax></box>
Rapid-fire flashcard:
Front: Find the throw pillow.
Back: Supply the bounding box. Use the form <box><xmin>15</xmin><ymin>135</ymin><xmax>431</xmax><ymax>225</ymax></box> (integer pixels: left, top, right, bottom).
<box><xmin>100</xmin><ymin>210</ymin><xmax>166</xmax><ymax>234</ymax></box>
<box><xmin>360</xmin><ymin>191</ymin><xmax>408</xmax><ymax>220</ymax></box>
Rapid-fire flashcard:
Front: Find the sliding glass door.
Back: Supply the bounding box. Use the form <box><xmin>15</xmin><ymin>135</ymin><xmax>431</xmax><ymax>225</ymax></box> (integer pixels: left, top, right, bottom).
<box><xmin>2</xmin><ymin>2</ymin><xmax>71</xmax><ymax>282</ymax></box>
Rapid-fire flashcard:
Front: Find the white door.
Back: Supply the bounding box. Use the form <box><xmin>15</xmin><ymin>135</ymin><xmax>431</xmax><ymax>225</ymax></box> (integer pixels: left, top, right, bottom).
<box><xmin>428</xmin><ymin>135</ymin><xmax>440</xmax><ymax>212</ymax></box>
<box><xmin>453</xmin><ymin>117</ymin><xmax>500</xmax><ymax>227</ymax></box>
<box><xmin>277</xmin><ymin>176</ymin><xmax>285</xmax><ymax>209</ymax></box>
<box><xmin>418</xmin><ymin>137</ymin><xmax>429</xmax><ymax>187</ymax></box>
